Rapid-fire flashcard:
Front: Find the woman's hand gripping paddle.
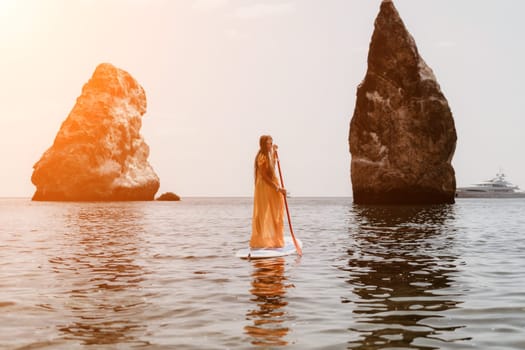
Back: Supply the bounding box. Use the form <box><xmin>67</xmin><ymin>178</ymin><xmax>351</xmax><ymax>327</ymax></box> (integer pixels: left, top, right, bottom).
<box><xmin>275</xmin><ymin>150</ymin><xmax>303</xmax><ymax>256</ymax></box>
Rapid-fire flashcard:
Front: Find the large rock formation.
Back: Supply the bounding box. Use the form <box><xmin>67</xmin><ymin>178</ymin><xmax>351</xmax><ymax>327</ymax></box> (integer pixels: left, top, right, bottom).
<box><xmin>349</xmin><ymin>0</ymin><xmax>457</xmax><ymax>204</ymax></box>
<box><xmin>31</xmin><ymin>63</ymin><xmax>160</xmax><ymax>201</ymax></box>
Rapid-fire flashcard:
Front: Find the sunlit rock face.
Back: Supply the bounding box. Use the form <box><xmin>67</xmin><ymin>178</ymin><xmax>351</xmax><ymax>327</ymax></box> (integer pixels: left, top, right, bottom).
<box><xmin>31</xmin><ymin>63</ymin><xmax>160</xmax><ymax>201</ymax></box>
<box><xmin>349</xmin><ymin>0</ymin><xmax>457</xmax><ymax>204</ymax></box>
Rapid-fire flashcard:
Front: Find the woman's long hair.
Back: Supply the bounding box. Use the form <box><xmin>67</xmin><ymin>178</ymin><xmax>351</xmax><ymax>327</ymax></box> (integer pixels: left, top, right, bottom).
<box><xmin>254</xmin><ymin>135</ymin><xmax>274</xmax><ymax>184</ymax></box>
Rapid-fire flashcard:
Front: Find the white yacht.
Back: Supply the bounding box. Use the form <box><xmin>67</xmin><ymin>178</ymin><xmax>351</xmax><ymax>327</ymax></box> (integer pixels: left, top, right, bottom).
<box><xmin>456</xmin><ymin>172</ymin><xmax>525</xmax><ymax>198</ymax></box>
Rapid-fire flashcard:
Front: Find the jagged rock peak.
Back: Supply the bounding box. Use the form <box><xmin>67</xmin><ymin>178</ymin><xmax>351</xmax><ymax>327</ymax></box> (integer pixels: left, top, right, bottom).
<box><xmin>348</xmin><ymin>1</ymin><xmax>457</xmax><ymax>205</ymax></box>
<box><xmin>31</xmin><ymin>63</ymin><xmax>160</xmax><ymax>201</ymax></box>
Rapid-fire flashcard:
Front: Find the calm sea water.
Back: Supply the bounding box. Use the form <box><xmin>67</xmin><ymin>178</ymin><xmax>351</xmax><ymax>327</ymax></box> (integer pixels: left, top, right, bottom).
<box><xmin>0</xmin><ymin>197</ymin><xmax>524</xmax><ymax>349</ymax></box>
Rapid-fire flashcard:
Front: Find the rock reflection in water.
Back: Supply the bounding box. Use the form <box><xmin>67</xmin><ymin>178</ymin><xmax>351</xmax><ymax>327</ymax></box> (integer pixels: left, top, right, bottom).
<box><xmin>49</xmin><ymin>204</ymin><xmax>150</xmax><ymax>346</ymax></box>
<box><xmin>342</xmin><ymin>204</ymin><xmax>469</xmax><ymax>349</ymax></box>
<box><xmin>245</xmin><ymin>258</ymin><xmax>290</xmax><ymax>347</ymax></box>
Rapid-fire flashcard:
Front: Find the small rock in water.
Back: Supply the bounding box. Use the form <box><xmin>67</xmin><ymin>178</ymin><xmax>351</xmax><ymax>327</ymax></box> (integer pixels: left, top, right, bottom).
<box><xmin>156</xmin><ymin>192</ymin><xmax>181</xmax><ymax>201</ymax></box>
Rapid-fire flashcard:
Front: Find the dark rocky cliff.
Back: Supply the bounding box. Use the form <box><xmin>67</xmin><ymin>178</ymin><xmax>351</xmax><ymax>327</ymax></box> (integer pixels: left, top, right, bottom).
<box><xmin>349</xmin><ymin>0</ymin><xmax>457</xmax><ymax>204</ymax></box>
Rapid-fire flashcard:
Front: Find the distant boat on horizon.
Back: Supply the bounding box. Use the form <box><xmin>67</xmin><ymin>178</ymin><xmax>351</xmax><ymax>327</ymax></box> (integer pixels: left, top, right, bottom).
<box><xmin>456</xmin><ymin>172</ymin><xmax>525</xmax><ymax>198</ymax></box>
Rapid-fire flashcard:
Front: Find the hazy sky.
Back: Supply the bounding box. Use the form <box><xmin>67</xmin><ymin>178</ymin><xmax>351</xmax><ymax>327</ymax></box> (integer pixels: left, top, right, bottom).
<box><xmin>2</xmin><ymin>0</ymin><xmax>525</xmax><ymax>197</ymax></box>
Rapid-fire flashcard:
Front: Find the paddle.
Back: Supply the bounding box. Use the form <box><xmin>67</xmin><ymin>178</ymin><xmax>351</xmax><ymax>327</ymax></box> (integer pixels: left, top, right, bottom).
<box><xmin>275</xmin><ymin>150</ymin><xmax>303</xmax><ymax>256</ymax></box>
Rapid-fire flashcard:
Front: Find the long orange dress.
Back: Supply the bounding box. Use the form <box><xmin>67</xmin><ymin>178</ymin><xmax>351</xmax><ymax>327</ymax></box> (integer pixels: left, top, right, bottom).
<box><xmin>250</xmin><ymin>153</ymin><xmax>285</xmax><ymax>248</ymax></box>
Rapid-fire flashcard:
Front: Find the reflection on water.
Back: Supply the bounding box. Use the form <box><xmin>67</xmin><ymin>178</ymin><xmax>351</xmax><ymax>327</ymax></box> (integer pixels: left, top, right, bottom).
<box><xmin>3</xmin><ymin>198</ymin><xmax>524</xmax><ymax>348</ymax></box>
<box><xmin>342</xmin><ymin>204</ymin><xmax>470</xmax><ymax>349</ymax></box>
<box><xmin>49</xmin><ymin>205</ymin><xmax>150</xmax><ymax>346</ymax></box>
<box><xmin>245</xmin><ymin>258</ymin><xmax>290</xmax><ymax>347</ymax></box>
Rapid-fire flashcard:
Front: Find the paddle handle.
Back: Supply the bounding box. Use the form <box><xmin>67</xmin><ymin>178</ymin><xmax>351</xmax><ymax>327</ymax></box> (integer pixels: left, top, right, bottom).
<box><xmin>275</xmin><ymin>150</ymin><xmax>302</xmax><ymax>256</ymax></box>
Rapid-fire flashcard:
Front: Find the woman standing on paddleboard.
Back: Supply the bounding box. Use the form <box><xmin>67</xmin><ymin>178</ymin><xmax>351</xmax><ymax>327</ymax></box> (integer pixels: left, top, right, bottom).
<box><xmin>250</xmin><ymin>135</ymin><xmax>287</xmax><ymax>248</ymax></box>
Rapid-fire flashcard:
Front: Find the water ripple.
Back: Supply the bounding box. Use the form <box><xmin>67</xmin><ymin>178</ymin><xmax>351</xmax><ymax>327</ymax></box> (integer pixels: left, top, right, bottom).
<box><xmin>0</xmin><ymin>198</ymin><xmax>524</xmax><ymax>349</ymax></box>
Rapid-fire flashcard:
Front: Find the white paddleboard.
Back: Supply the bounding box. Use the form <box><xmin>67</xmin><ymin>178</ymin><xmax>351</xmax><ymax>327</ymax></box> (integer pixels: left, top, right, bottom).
<box><xmin>236</xmin><ymin>236</ymin><xmax>302</xmax><ymax>259</ymax></box>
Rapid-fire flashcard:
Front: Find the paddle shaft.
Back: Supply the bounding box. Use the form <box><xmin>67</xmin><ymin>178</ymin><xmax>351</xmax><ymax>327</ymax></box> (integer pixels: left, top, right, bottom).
<box><xmin>275</xmin><ymin>150</ymin><xmax>302</xmax><ymax>256</ymax></box>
